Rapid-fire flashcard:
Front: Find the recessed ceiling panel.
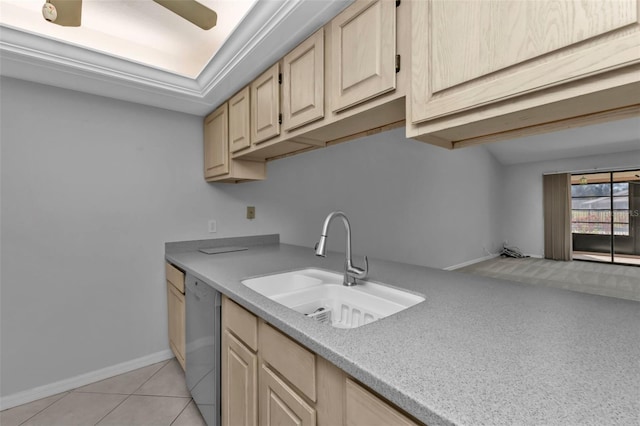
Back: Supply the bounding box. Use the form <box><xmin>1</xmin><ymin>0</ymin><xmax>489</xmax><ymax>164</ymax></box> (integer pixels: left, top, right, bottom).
<box><xmin>0</xmin><ymin>0</ymin><xmax>256</xmax><ymax>77</ymax></box>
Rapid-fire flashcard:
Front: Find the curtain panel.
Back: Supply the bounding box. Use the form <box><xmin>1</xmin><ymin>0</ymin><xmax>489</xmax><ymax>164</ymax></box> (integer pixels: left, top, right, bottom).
<box><xmin>543</xmin><ymin>173</ymin><xmax>573</xmax><ymax>261</ymax></box>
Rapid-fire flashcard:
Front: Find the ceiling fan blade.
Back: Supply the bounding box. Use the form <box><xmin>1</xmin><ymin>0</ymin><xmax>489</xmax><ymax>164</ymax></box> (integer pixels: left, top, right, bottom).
<box><xmin>153</xmin><ymin>0</ymin><xmax>217</xmax><ymax>30</ymax></box>
<box><xmin>45</xmin><ymin>0</ymin><xmax>82</xmax><ymax>27</ymax></box>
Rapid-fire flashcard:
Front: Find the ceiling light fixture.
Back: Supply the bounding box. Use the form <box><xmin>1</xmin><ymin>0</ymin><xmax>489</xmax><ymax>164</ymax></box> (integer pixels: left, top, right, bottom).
<box><xmin>580</xmin><ymin>176</ymin><xmax>588</xmax><ymax>185</ymax></box>
<box><xmin>42</xmin><ymin>0</ymin><xmax>82</xmax><ymax>27</ymax></box>
<box><xmin>41</xmin><ymin>0</ymin><xmax>216</xmax><ymax>30</ymax></box>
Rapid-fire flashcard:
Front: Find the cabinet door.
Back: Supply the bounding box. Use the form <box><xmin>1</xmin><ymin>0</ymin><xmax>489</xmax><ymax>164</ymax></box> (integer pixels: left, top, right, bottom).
<box><xmin>229</xmin><ymin>87</ymin><xmax>251</xmax><ymax>153</ymax></box>
<box><xmin>282</xmin><ymin>28</ymin><xmax>324</xmax><ymax>131</ymax></box>
<box><xmin>259</xmin><ymin>364</ymin><xmax>316</xmax><ymax>426</ymax></box>
<box><xmin>167</xmin><ymin>282</ymin><xmax>185</xmax><ymax>370</ymax></box>
<box><xmin>331</xmin><ymin>0</ymin><xmax>396</xmax><ymax>112</ymax></box>
<box><xmin>411</xmin><ymin>0</ymin><xmax>640</xmax><ymax>124</ymax></box>
<box><xmin>204</xmin><ymin>103</ymin><xmax>229</xmax><ymax>178</ymax></box>
<box><xmin>345</xmin><ymin>379</ymin><xmax>418</xmax><ymax>426</ymax></box>
<box><xmin>251</xmin><ymin>63</ymin><xmax>280</xmax><ymax>144</ymax></box>
<box><xmin>222</xmin><ymin>330</ymin><xmax>258</xmax><ymax>426</ymax></box>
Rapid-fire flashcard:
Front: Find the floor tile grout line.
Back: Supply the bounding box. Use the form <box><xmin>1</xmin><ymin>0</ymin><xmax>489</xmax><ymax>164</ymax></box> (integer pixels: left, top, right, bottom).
<box><xmin>92</xmin><ymin>359</ymin><xmax>173</xmax><ymax>426</ymax></box>
<box><xmin>16</xmin><ymin>392</ymin><xmax>70</xmax><ymax>426</ymax></box>
<box><xmin>93</xmin><ymin>394</ymin><xmax>132</xmax><ymax>426</ymax></box>
<box><xmin>169</xmin><ymin>398</ymin><xmax>194</xmax><ymax>426</ymax></box>
<box><xmin>130</xmin><ymin>359</ymin><xmax>173</xmax><ymax>396</ymax></box>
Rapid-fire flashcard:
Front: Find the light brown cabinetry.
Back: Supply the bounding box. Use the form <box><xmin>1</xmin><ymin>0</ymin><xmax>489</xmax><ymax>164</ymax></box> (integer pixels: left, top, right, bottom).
<box><xmin>222</xmin><ymin>330</ymin><xmax>258</xmax><ymax>426</ymax></box>
<box><xmin>166</xmin><ymin>262</ymin><xmax>186</xmax><ymax>370</ymax></box>
<box><xmin>283</xmin><ymin>28</ymin><xmax>325</xmax><ymax>131</ymax></box>
<box><xmin>331</xmin><ymin>0</ymin><xmax>396</xmax><ymax>112</ymax></box>
<box><xmin>204</xmin><ymin>102</ymin><xmax>266</xmax><ymax>183</ymax></box>
<box><xmin>251</xmin><ymin>63</ymin><xmax>281</xmax><ymax>144</ymax></box>
<box><xmin>345</xmin><ymin>379</ymin><xmax>419</xmax><ymax>426</ymax></box>
<box><xmin>229</xmin><ymin>87</ymin><xmax>252</xmax><ymax>154</ymax></box>
<box><xmin>409</xmin><ymin>0</ymin><xmax>640</xmax><ymax>148</ymax></box>
<box><xmin>260</xmin><ymin>364</ymin><xmax>316</xmax><ymax>426</ymax></box>
<box><xmin>221</xmin><ymin>295</ymin><xmax>423</xmax><ymax>426</ymax></box>
<box><xmin>204</xmin><ymin>103</ymin><xmax>229</xmax><ymax>179</ymax></box>
<box><xmin>222</xmin><ymin>297</ymin><xmax>258</xmax><ymax>426</ymax></box>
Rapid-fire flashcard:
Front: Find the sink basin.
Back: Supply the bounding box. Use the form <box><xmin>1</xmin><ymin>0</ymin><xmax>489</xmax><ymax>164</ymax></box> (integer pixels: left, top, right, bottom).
<box><xmin>241</xmin><ymin>268</ymin><xmax>424</xmax><ymax>329</ymax></box>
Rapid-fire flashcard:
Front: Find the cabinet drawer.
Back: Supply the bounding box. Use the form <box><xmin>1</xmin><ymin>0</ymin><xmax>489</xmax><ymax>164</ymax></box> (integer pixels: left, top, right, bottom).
<box><xmin>259</xmin><ymin>322</ymin><xmax>316</xmax><ymax>401</ymax></box>
<box><xmin>346</xmin><ymin>379</ymin><xmax>419</xmax><ymax>426</ymax></box>
<box><xmin>223</xmin><ymin>296</ymin><xmax>258</xmax><ymax>351</ymax></box>
<box><xmin>165</xmin><ymin>262</ymin><xmax>185</xmax><ymax>293</ymax></box>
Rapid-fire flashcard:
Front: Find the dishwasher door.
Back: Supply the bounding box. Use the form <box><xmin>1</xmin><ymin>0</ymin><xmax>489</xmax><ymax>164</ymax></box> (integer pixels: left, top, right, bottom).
<box><xmin>185</xmin><ymin>274</ymin><xmax>221</xmax><ymax>426</ymax></box>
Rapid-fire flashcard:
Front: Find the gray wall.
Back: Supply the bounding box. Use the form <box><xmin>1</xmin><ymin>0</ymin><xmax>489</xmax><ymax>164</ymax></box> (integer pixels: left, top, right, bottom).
<box><xmin>0</xmin><ymin>78</ymin><xmax>270</xmax><ymax>397</ymax></box>
<box><xmin>502</xmin><ymin>151</ymin><xmax>640</xmax><ymax>257</ymax></box>
<box><xmin>222</xmin><ymin>128</ymin><xmax>505</xmax><ymax>268</ymax></box>
<box><xmin>0</xmin><ymin>77</ymin><xmax>504</xmax><ymax>398</ymax></box>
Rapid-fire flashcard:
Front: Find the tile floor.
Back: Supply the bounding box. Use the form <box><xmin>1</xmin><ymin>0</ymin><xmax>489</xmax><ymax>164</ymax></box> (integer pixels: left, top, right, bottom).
<box><xmin>0</xmin><ymin>359</ymin><xmax>207</xmax><ymax>426</ymax></box>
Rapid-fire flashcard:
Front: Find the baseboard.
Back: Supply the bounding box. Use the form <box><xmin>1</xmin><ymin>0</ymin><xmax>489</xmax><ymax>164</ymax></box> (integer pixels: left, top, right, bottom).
<box><xmin>443</xmin><ymin>253</ymin><xmax>499</xmax><ymax>271</ymax></box>
<box><xmin>0</xmin><ymin>349</ymin><xmax>174</xmax><ymax>411</ymax></box>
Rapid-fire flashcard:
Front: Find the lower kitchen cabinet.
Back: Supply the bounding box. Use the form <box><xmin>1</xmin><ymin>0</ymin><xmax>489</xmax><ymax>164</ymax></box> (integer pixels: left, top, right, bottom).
<box><xmin>221</xmin><ymin>295</ymin><xmax>423</xmax><ymax>426</ymax></box>
<box><xmin>166</xmin><ymin>262</ymin><xmax>186</xmax><ymax>370</ymax></box>
<box><xmin>345</xmin><ymin>379</ymin><xmax>418</xmax><ymax>426</ymax></box>
<box><xmin>222</xmin><ymin>329</ymin><xmax>258</xmax><ymax>426</ymax></box>
<box><xmin>260</xmin><ymin>364</ymin><xmax>316</xmax><ymax>426</ymax></box>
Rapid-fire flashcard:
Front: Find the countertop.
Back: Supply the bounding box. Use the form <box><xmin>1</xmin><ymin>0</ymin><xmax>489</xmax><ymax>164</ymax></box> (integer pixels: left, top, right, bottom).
<box><xmin>166</xmin><ymin>236</ymin><xmax>640</xmax><ymax>426</ymax></box>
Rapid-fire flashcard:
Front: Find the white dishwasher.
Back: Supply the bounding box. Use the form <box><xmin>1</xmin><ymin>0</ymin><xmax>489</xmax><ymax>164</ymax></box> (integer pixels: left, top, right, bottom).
<box><xmin>185</xmin><ymin>274</ymin><xmax>221</xmax><ymax>426</ymax></box>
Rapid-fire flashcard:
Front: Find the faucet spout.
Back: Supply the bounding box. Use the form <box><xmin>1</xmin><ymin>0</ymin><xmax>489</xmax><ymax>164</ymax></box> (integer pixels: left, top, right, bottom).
<box><xmin>315</xmin><ymin>211</ymin><xmax>368</xmax><ymax>286</ymax></box>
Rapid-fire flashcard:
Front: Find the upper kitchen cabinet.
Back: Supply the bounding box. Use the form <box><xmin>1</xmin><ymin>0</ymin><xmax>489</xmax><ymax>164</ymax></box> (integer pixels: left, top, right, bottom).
<box><xmin>251</xmin><ymin>63</ymin><xmax>281</xmax><ymax>144</ymax></box>
<box><xmin>409</xmin><ymin>0</ymin><xmax>640</xmax><ymax>148</ymax></box>
<box><xmin>282</xmin><ymin>28</ymin><xmax>325</xmax><ymax>131</ymax></box>
<box><xmin>331</xmin><ymin>0</ymin><xmax>396</xmax><ymax>112</ymax></box>
<box><xmin>204</xmin><ymin>103</ymin><xmax>266</xmax><ymax>183</ymax></box>
<box><xmin>229</xmin><ymin>87</ymin><xmax>251</xmax><ymax>154</ymax></box>
<box><xmin>204</xmin><ymin>104</ymin><xmax>229</xmax><ymax>179</ymax></box>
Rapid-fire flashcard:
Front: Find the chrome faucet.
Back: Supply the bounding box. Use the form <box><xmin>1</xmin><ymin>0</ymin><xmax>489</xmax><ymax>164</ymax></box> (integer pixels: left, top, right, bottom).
<box><xmin>315</xmin><ymin>211</ymin><xmax>368</xmax><ymax>286</ymax></box>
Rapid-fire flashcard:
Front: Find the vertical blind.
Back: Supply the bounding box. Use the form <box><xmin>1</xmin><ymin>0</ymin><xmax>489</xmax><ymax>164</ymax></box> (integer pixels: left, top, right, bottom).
<box><xmin>543</xmin><ymin>173</ymin><xmax>572</xmax><ymax>261</ymax></box>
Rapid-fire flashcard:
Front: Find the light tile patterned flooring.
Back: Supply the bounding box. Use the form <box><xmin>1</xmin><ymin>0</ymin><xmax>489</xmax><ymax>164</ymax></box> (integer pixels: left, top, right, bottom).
<box><xmin>0</xmin><ymin>359</ymin><xmax>206</xmax><ymax>426</ymax></box>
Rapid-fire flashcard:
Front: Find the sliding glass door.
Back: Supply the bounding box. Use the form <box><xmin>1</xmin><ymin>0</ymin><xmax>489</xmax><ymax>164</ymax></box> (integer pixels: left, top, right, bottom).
<box><xmin>613</xmin><ymin>171</ymin><xmax>640</xmax><ymax>265</ymax></box>
<box><xmin>571</xmin><ymin>170</ymin><xmax>640</xmax><ymax>266</ymax></box>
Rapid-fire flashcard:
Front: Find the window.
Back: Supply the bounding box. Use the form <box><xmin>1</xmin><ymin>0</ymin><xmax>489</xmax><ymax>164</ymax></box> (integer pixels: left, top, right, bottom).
<box><xmin>571</xmin><ymin>182</ymin><xmax>629</xmax><ymax>236</ymax></box>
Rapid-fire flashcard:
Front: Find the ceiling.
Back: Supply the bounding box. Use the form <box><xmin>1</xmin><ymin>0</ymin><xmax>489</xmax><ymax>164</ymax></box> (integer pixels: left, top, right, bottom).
<box><xmin>484</xmin><ymin>117</ymin><xmax>640</xmax><ymax>165</ymax></box>
<box><xmin>0</xmin><ymin>0</ymin><xmax>352</xmax><ymax>115</ymax></box>
<box><xmin>0</xmin><ymin>0</ymin><xmax>257</xmax><ymax>77</ymax></box>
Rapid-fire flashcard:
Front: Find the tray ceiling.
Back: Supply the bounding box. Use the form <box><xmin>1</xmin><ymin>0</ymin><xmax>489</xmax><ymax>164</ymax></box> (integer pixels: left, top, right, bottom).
<box><xmin>0</xmin><ymin>0</ymin><xmax>352</xmax><ymax>115</ymax></box>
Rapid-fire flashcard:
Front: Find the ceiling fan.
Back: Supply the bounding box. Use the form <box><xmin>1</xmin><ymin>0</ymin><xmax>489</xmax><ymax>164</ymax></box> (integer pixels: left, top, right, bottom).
<box><xmin>41</xmin><ymin>0</ymin><xmax>217</xmax><ymax>30</ymax></box>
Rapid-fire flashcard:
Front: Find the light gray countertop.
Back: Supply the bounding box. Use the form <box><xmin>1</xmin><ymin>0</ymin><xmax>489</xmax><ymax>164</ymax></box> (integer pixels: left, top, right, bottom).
<box><xmin>166</xmin><ymin>236</ymin><xmax>640</xmax><ymax>426</ymax></box>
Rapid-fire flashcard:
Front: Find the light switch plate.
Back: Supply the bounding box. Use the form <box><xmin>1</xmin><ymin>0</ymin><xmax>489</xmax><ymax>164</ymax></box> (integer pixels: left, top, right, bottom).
<box><xmin>247</xmin><ymin>206</ymin><xmax>255</xmax><ymax>220</ymax></box>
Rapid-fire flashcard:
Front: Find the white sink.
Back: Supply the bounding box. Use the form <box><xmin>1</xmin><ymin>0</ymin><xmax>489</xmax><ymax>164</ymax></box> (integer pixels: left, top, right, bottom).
<box><xmin>241</xmin><ymin>268</ymin><xmax>424</xmax><ymax>329</ymax></box>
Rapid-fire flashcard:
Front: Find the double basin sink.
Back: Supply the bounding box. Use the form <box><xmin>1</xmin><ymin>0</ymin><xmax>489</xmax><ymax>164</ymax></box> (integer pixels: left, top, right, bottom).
<box><xmin>242</xmin><ymin>268</ymin><xmax>425</xmax><ymax>329</ymax></box>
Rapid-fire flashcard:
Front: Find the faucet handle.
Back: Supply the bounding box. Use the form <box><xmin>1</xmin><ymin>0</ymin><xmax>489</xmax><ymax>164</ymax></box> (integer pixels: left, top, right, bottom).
<box><xmin>347</xmin><ymin>256</ymin><xmax>368</xmax><ymax>280</ymax></box>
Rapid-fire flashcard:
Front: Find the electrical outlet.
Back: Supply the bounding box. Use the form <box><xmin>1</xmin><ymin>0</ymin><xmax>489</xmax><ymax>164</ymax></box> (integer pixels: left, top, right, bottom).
<box><xmin>247</xmin><ymin>206</ymin><xmax>255</xmax><ymax>220</ymax></box>
<box><xmin>208</xmin><ymin>220</ymin><xmax>217</xmax><ymax>233</ymax></box>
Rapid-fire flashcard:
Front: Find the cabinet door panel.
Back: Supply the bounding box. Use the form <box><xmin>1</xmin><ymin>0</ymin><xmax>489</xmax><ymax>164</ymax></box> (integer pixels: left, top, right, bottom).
<box><xmin>259</xmin><ymin>364</ymin><xmax>316</xmax><ymax>426</ymax></box>
<box><xmin>204</xmin><ymin>103</ymin><xmax>229</xmax><ymax>178</ymax></box>
<box><xmin>167</xmin><ymin>282</ymin><xmax>185</xmax><ymax>370</ymax></box>
<box><xmin>283</xmin><ymin>28</ymin><xmax>324</xmax><ymax>131</ymax></box>
<box><xmin>229</xmin><ymin>87</ymin><xmax>251</xmax><ymax>153</ymax></box>
<box><xmin>412</xmin><ymin>0</ymin><xmax>640</xmax><ymax>123</ymax></box>
<box><xmin>345</xmin><ymin>379</ymin><xmax>418</xmax><ymax>426</ymax></box>
<box><xmin>222</xmin><ymin>330</ymin><xmax>257</xmax><ymax>426</ymax></box>
<box><xmin>332</xmin><ymin>0</ymin><xmax>396</xmax><ymax>112</ymax></box>
<box><xmin>251</xmin><ymin>63</ymin><xmax>280</xmax><ymax>144</ymax></box>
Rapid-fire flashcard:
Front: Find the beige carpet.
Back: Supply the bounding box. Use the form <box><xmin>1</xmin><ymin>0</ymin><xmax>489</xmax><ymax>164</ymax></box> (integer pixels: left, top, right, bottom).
<box><xmin>458</xmin><ymin>257</ymin><xmax>640</xmax><ymax>302</ymax></box>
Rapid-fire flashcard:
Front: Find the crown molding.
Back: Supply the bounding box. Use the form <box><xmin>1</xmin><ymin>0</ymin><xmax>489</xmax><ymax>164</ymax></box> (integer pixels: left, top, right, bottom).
<box><xmin>0</xmin><ymin>0</ymin><xmax>352</xmax><ymax>116</ymax></box>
